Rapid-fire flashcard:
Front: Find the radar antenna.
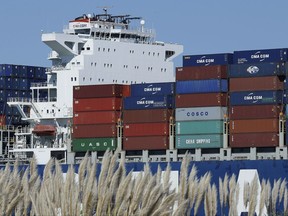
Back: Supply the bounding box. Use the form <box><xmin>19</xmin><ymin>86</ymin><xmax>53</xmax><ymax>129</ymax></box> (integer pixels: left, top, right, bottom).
<box><xmin>96</xmin><ymin>6</ymin><xmax>114</xmax><ymax>15</ymax></box>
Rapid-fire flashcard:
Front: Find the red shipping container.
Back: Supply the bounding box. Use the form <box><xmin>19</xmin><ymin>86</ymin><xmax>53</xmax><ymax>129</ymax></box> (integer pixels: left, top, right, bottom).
<box><xmin>229</xmin><ymin>105</ymin><xmax>283</xmax><ymax>120</ymax></box>
<box><xmin>229</xmin><ymin>119</ymin><xmax>279</xmax><ymax>133</ymax></box>
<box><xmin>73</xmin><ymin>111</ymin><xmax>120</xmax><ymax>125</ymax></box>
<box><xmin>176</xmin><ymin>93</ymin><xmax>228</xmax><ymax>108</ymax></box>
<box><xmin>73</xmin><ymin>124</ymin><xmax>117</xmax><ymax>138</ymax></box>
<box><xmin>123</xmin><ymin>109</ymin><xmax>173</xmax><ymax>123</ymax></box>
<box><xmin>230</xmin><ymin>133</ymin><xmax>279</xmax><ymax>147</ymax></box>
<box><xmin>0</xmin><ymin>115</ymin><xmax>5</xmax><ymax>126</ymax></box>
<box><xmin>73</xmin><ymin>84</ymin><xmax>125</xmax><ymax>99</ymax></box>
<box><xmin>176</xmin><ymin>65</ymin><xmax>228</xmax><ymax>80</ymax></box>
<box><xmin>230</xmin><ymin>76</ymin><xmax>284</xmax><ymax>92</ymax></box>
<box><xmin>123</xmin><ymin>136</ymin><xmax>169</xmax><ymax>150</ymax></box>
<box><xmin>123</xmin><ymin>122</ymin><xmax>169</xmax><ymax>137</ymax></box>
<box><xmin>74</xmin><ymin>97</ymin><xmax>122</xmax><ymax>112</ymax></box>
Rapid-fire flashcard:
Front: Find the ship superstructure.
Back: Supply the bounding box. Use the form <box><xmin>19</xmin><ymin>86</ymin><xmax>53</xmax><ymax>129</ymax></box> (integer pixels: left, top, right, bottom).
<box><xmin>7</xmin><ymin>9</ymin><xmax>183</xmax><ymax>164</ymax></box>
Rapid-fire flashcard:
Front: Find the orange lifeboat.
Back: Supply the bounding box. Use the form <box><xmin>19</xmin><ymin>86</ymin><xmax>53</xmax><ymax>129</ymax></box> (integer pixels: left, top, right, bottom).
<box><xmin>33</xmin><ymin>125</ymin><xmax>56</xmax><ymax>136</ymax></box>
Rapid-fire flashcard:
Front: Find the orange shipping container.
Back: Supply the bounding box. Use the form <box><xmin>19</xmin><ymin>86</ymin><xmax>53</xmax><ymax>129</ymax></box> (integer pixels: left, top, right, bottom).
<box><xmin>74</xmin><ymin>97</ymin><xmax>122</xmax><ymax>112</ymax></box>
<box><xmin>73</xmin><ymin>111</ymin><xmax>121</xmax><ymax>125</ymax></box>
<box><xmin>229</xmin><ymin>119</ymin><xmax>279</xmax><ymax>133</ymax></box>
<box><xmin>123</xmin><ymin>122</ymin><xmax>169</xmax><ymax>137</ymax></box>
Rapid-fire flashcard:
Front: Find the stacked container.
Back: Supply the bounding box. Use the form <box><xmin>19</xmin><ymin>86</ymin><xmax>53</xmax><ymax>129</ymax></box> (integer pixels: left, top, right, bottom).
<box><xmin>175</xmin><ymin>53</ymin><xmax>232</xmax><ymax>149</ymax></box>
<box><xmin>229</xmin><ymin>48</ymin><xmax>287</xmax><ymax>147</ymax></box>
<box><xmin>123</xmin><ymin>82</ymin><xmax>174</xmax><ymax>150</ymax></box>
<box><xmin>0</xmin><ymin>64</ymin><xmax>47</xmax><ymax>126</ymax></box>
<box><xmin>72</xmin><ymin>84</ymin><xmax>130</xmax><ymax>152</ymax></box>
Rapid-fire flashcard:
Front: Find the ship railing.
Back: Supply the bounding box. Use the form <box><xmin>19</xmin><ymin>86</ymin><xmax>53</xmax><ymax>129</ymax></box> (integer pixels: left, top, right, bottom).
<box><xmin>7</xmin><ymin>97</ymin><xmax>32</xmax><ymax>103</ymax></box>
<box><xmin>0</xmin><ymin>125</ymin><xmax>15</xmax><ymax>131</ymax></box>
<box><xmin>30</xmin><ymin>82</ymin><xmax>56</xmax><ymax>87</ymax></box>
<box><xmin>31</xmin><ymin>97</ymin><xmax>57</xmax><ymax>103</ymax></box>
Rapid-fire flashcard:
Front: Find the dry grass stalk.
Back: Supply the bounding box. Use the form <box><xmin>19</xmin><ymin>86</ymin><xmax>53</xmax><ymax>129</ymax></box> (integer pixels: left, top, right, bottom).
<box><xmin>284</xmin><ymin>188</ymin><xmax>288</xmax><ymax>216</ymax></box>
<box><xmin>258</xmin><ymin>179</ymin><xmax>267</xmax><ymax>216</ymax></box>
<box><xmin>271</xmin><ymin>178</ymin><xmax>281</xmax><ymax>215</ymax></box>
<box><xmin>248</xmin><ymin>175</ymin><xmax>258</xmax><ymax>216</ymax></box>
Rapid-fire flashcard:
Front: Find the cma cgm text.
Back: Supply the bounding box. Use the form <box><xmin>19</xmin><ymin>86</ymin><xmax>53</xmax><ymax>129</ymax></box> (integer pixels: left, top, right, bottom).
<box><xmin>244</xmin><ymin>95</ymin><xmax>263</xmax><ymax>100</ymax></box>
<box><xmin>196</xmin><ymin>59</ymin><xmax>214</xmax><ymax>64</ymax></box>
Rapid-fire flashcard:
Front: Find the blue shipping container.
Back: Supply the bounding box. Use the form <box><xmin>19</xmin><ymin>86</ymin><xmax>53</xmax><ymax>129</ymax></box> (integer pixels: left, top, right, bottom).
<box><xmin>229</xmin><ymin>62</ymin><xmax>286</xmax><ymax>78</ymax></box>
<box><xmin>0</xmin><ymin>64</ymin><xmax>12</xmax><ymax>77</ymax></box>
<box><xmin>230</xmin><ymin>91</ymin><xmax>283</xmax><ymax>106</ymax></box>
<box><xmin>26</xmin><ymin>67</ymin><xmax>35</xmax><ymax>79</ymax></box>
<box><xmin>183</xmin><ymin>53</ymin><xmax>233</xmax><ymax>67</ymax></box>
<box><xmin>131</xmin><ymin>82</ymin><xmax>175</xmax><ymax>96</ymax></box>
<box><xmin>124</xmin><ymin>95</ymin><xmax>174</xmax><ymax>110</ymax></box>
<box><xmin>19</xmin><ymin>78</ymin><xmax>29</xmax><ymax>91</ymax></box>
<box><xmin>233</xmin><ymin>48</ymin><xmax>288</xmax><ymax>64</ymax></box>
<box><xmin>176</xmin><ymin>79</ymin><xmax>228</xmax><ymax>94</ymax></box>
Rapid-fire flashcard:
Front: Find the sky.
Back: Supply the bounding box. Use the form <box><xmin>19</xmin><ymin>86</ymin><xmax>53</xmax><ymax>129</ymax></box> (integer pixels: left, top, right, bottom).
<box><xmin>1</xmin><ymin>0</ymin><xmax>288</xmax><ymax>68</ymax></box>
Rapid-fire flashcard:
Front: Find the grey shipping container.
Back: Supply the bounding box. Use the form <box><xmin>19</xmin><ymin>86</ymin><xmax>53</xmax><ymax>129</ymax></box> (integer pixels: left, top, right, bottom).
<box><xmin>175</xmin><ymin>107</ymin><xmax>227</xmax><ymax>121</ymax></box>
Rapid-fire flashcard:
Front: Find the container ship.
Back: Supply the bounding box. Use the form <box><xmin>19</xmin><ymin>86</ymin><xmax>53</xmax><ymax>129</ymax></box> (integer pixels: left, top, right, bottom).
<box><xmin>0</xmin><ymin>9</ymin><xmax>287</xmax><ymax>166</ymax></box>
<box><xmin>1</xmin><ymin>8</ymin><xmax>288</xmax><ymax>215</ymax></box>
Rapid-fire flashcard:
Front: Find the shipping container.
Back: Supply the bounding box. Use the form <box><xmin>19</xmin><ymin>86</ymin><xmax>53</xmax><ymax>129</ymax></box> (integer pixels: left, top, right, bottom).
<box><xmin>73</xmin><ymin>111</ymin><xmax>120</xmax><ymax>125</ymax></box>
<box><xmin>123</xmin><ymin>109</ymin><xmax>173</xmax><ymax>123</ymax></box>
<box><xmin>230</xmin><ymin>76</ymin><xmax>284</xmax><ymax>92</ymax></box>
<box><xmin>123</xmin><ymin>122</ymin><xmax>169</xmax><ymax>137</ymax></box>
<box><xmin>123</xmin><ymin>136</ymin><xmax>169</xmax><ymax>150</ymax></box>
<box><xmin>176</xmin><ymin>65</ymin><xmax>228</xmax><ymax>80</ymax></box>
<box><xmin>73</xmin><ymin>97</ymin><xmax>123</xmax><ymax>112</ymax></box>
<box><xmin>175</xmin><ymin>106</ymin><xmax>227</xmax><ymax>121</ymax></box>
<box><xmin>229</xmin><ymin>119</ymin><xmax>279</xmax><ymax>133</ymax></box>
<box><xmin>233</xmin><ymin>48</ymin><xmax>288</xmax><ymax>64</ymax></box>
<box><xmin>130</xmin><ymin>82</ymin><xmax>174</xmax><ymax>96</ymax></box>
<box><xmin>176</xmin><ymin>134</ymin><xmax>223</xmax><ymax>149</ymax></box>
<box><xmin>175</xmin><ymin>93</ymin><xmax>228</xmax><ymax>108</ymax></box>
<box><xmin>176</xmin><ymin>120</ymin><xmax>223</xmax><ymax>135</ymax></box>
<box><xmin>229</xmin><ymin>91</ymin><xmax>283</xmax><ymax>106</ymax></box>
<box><xmin>0</xmin><ymin>64</ymin><xmax>12</xmax><ymax>77</ymax></box>
<box><xmin>73</xmin><ymin>124</ymin><xmax>117</xmax><ymax>138</ymax></box>
<box><xmin>0</xmin><ymin>115</ymin><xmax>5</xmax><ymax>126</ymax></box>
<box><xmin>228</xmin><ymin>62</ymin><xmax>286</xmax><ymax>77</ymax></box>
<box><xmin>183</xmin><ymin>53</ymin><xmax>233</xmax><ymax>67</ymax></box>
<box><xmin>72</xmin><ymin>137</ymin><xmax>117</xmax><ymax>152</ymax></box>
<box><xmin>124</xmin><ymin>95</ymin><xmax>174</xmax><ymax>110</ymax></box>
<box><xmin>26</xmin><ymin>66</ymin><xmax>35</xmax><ymax>79</ymax></box>
<box><xmin>73</xmin><ymin>84</ymin><xmax>127</xmax><ymax>98</ymax></box>
<box><xmin>176</xmin><ymin>79</ymin><xmax>228</xmax><ymax>94</ymax></box>
<box><xmin>230</xmin><ymin>133</ymin><xmax>279</xmax><ymax>147</ymax></box>
<box><xmin>0</xmin><ymin>77</ymin><xmax>12</xmax><ymax>90</ymax></box>
<box><xmin>19</xmin><ymin>78</ymin><xmax>29</xmax><ymax>91</ymax></box>
<box><xmin>229</xmin><ymin>105</ymin><xmax>282</xmax><ymax>120</ymax></box>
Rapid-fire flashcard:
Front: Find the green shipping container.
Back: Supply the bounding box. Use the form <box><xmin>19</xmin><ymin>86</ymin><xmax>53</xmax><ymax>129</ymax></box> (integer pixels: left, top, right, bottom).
<box><xmin>72</xmin><ymin>138</ymin><xmax>117</xmax><ymax>152</ymax></box>
<box><xmin>176</xmin><ymin>134</ymin><xmax>223</xmax><ymax>149</ymax></box>
<box><xmin>176</xmin><ymin>120</ymin><xmax>223</xmax><ymax>135</ymax></box>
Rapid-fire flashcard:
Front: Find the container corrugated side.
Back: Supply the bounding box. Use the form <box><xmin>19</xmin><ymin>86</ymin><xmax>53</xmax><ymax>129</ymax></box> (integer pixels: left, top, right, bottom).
<box><xmin>176</xmin><ymin>120</ymin><xmax>223</xmax><ymax>135</ymax></box>
<box><xmin>176</xmin><ymin>65</ymin><xmax>228</xmax><ymax>80</ymax></box>
<box><xmin>229</xmin><ymin>91</ymin><xmax>283</xmax><ymax>106</ymax></box>
<box><xmin>228</xmin><ymin>62</ymin><xmax>286</xmax><ymax>77</ymax></box>
<box><xmin>176</xmin><ymin>79</ymin><xmax>228</xmax><ymax>94</ymax></box>
<box><xmin>229</xmin><ymin>105</ymin><xmax>282</xmax><ymax>120</ymax></box>
<box><xmin>73</xmin><ymin>124</ymin><xmax>117</xmax><ymax>138</ymax></box>
<box><xmin>229</xmin><ymin>119</ymin><xmax>279</xmax><ymax>133</ymax></box>
<box><xmin>230</xmin><ymin>133</ymin><xmax>279</xmax><ymax>147</ymax></box>
<box><xmin>124</xmin><ymin>95</ymin><xmax>174</xmax><ymax>110</ymax></box>
<box><xmin>130</xmin><ymin>82</ymin><xmax>174</xmax><ymax>96</ymax></box>
<box><xmin>176</xmin><ymin>134</ymin><xmax>223</xmax><ymax>149</ymax></box>
<box><xmin>73</xmin><ymin>111</ymin><xmax>120</xmax><ymax>125</ymax></box>
<box><xmin>72</xmin><ymin>138</ymin><xmax>117</xmax><ymax>152</ymax></box>
<box><xmin>229</xmin><ymin>76</ymin><xmax>284</xmax><ymax>92</ymax></box>
<box><xmin>123</xmin><ymin>122</ymin><xmax>169</xmax><ymax>137</ymax></box>
<box><xmin>233</xmin><ymin>48</ymin><xmax>288</xmax><ymax>64</ymax></box>
<box><xmin>176</xmin><ymin>107</ymin><xmax>227</xmax><ymax>121</ymax></box>
<box><xmin>73</xmin><ymin>84</ymin><xmax>127</xmax><ymax>99</ymax></box>
<box><xmin>73</xmin><ymin>97</ymin><xmax>122</xmax><ymax>112</ymax></box>
<box><xmin>123</xmin><ymin>136</ymin><xmax>169</xmax><ymax>150</ymax></box>
<box><xmin>183</xmin><ymin>53</ymin><xmax>233</xmax><ymax>67</ymax></box>
<box><xmin>123</xmin><ymin>109</ymin><xmax>173</xmax><ymax>123</ymax></box>
<box><xmin>176</xmin><ymin>93</ymin><xmax>228</xmax><ymax>108</ymax></box>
